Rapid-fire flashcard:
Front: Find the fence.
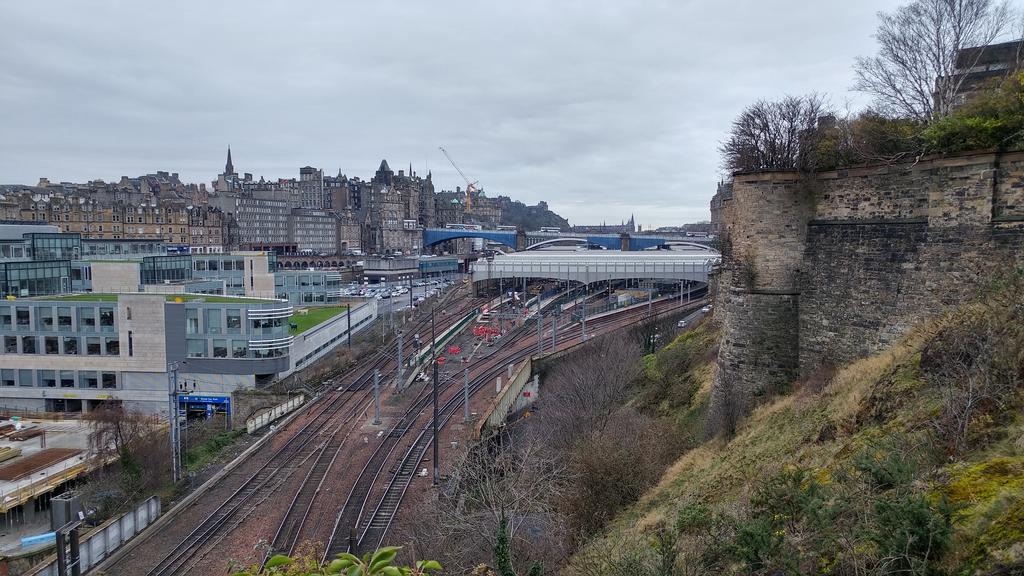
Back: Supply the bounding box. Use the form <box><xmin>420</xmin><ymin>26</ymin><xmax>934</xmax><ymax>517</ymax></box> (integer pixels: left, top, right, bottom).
<box><xmin>246</xmin><ymin>394</ymin><xmax>306</xmax><ymax>434</ymax></box>
<box><xmin>25</xmin><ymin>496</ymin><xmax>160</xmax><ymax>576</ymax></box>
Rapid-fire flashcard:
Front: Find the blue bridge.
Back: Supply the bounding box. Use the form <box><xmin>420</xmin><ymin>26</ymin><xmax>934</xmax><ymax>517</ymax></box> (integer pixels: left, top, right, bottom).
<box><xmin>422</xmin><ymin>228</ymin><xmax>518</xmax><ymax>248</ymax></box>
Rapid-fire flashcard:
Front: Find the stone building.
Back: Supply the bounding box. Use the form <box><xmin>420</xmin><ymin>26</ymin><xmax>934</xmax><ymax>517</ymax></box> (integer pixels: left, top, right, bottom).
<box><xmin>946</xmin><ymin>39</ymin><xmax>1023</xmax><ymax>108</ymax></box>
<box><xmin>336</xmin><ymin>209</ymin><xmax>361</xmax><ymax>253</ymax></box>
<box><xmin>290</xmin><ymin>209</ymin><xmax>337</xmax><ymax>254</ymax></box>
<box><xmin>0</xmin><ymin>187</ymin><xmax>225</xmax><ymax>249</ymax></box>
<box><xmin>298</xmin><ymin>166</ymin><xmax>324</xmax><ymax>209</ymax></box>
<box><xmin>208</xmin><ymin>193</ymin><xmax>292</xmax><ymax>251</ymax></box>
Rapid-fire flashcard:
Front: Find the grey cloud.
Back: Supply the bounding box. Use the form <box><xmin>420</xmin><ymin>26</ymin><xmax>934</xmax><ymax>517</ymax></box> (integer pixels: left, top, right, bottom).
<box><xmin>0</xmin><ymin>0</ymin><xmax>895</xmax><ymax>227</ymax></box>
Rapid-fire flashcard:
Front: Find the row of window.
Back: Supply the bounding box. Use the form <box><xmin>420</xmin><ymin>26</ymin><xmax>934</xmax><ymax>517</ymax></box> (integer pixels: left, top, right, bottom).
<box><xmin>0</xmin><ymin>368</ymin><xmax>117</xmax><ymax>389</ymax></box>
<box><xmin>193</xmin><ymin>259</ymin><xmax>247</xmax><ymax>271</ymax></box>
<box><xmin>0</xmin><ymin>305</ymin><xmax>116</xmax><ymax>332</ymax></box>
<box><xmin>3</xmin><ymin>334</ymin><xmax>127</xmax><ymax>356</ymax></box>
<box><xmin>185</xmin><ymin>338</ymin><xmax>286</xmax><ymax>359</ymax></box>
<box><xmin>185</xmin><ymin>308</ymin><xmax>245</xmax><ymax>335</ymax></box>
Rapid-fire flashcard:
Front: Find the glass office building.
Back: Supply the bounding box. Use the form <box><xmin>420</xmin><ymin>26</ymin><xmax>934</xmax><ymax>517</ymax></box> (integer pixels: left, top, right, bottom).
<box><xmin>140</xmin><ymin>254</ymin><xmax>193</xmax><ymax>284</ymax></box>
<box><xmin>25</xmin><ymin>233</ymin><xmax>81</xmax><ymax>261</ymax></box>
<box><xmin>0</xmin><ymin>260</ymin><xmax>74</xmax><ymax>297</ymax></box>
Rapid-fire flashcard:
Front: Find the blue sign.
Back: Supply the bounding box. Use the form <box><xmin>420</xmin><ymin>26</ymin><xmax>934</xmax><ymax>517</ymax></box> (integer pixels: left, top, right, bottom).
<box><xmin>167</xmin><ymin>245</ymin><xmax>191</xmax><ymax>255</ymax></box>
<box><xmin>22</xmin><ymin>532</ymin><xmax>56</xmax><ymax>547</ymax></box>
<box><xmin>179</xmin><ymin>395</ymin><xmax>230</xmax><ymax>405</ymax></box>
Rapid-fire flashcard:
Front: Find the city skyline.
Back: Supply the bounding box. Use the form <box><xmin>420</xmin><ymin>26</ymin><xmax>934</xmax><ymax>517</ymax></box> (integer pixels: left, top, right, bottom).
<box><xmin>1</xmin><ymin>1</ymin><xmax>893</xmax><ymax>227</ymax></box>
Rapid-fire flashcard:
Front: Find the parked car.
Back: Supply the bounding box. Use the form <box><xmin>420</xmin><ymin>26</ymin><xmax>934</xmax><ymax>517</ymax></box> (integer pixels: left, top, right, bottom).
<box><xmin>677</xmin><ymin>319</ymin><xmax>688</xmax><ymax>328</ymax></box>
<box><xmin>701</xmin><ymin>305</ymin><xmax>713</xmax><ymax>312</ymax></box>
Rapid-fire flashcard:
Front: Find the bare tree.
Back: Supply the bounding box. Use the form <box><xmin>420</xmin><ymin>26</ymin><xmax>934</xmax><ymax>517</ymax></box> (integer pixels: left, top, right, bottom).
<box><xmin>399</xmin><ymin>433</ymin><xmax>568</xmax><ymax>574</ymax></box>
<box><xmin>81</xmin><ymin>402</ymin><xmax>168</xmax><ymax>515</ymax></box>
<box><xmin>854</xmin><ymin>0</ymin><xmax>1014</xmax><ymax>122</ymax></box>
<box><xmin>529</xmin><ymin>333</ymin><xmax>643</xmax><ymax>452</ymax></box>
<box><xmin>719</xmin><ymin>94</ymin><xmax>831</xmax><ymax>174</ymax></box>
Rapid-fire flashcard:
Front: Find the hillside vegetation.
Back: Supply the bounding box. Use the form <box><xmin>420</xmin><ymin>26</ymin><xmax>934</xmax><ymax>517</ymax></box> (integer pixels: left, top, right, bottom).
<box><xmin>568</xmin><ymin>269</ymin><xmax>1024</xmax><ymax>576</ymax></box>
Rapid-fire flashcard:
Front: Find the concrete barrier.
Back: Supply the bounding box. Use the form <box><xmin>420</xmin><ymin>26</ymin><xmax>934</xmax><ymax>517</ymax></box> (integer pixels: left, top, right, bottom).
<box><xmin>25</xmin><ymin>496</ymin><xmax>160</xmax><ymax>576</ymax></box>
<box><xmin>473</xmin><ymin>358</ymin><xmax>532</xmax><ymax>440</ymax></box>
<box><xmin>245</xmin><ymin>394</ymin><xmax>306</xmax><ymax>434</ymax></box>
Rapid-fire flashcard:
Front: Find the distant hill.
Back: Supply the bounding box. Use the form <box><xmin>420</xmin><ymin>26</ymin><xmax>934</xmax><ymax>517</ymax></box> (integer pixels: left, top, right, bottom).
<box><xmin>496</xmin><ymin>196</ymin><xmax>570</xmax><ymax>230</ymax></box>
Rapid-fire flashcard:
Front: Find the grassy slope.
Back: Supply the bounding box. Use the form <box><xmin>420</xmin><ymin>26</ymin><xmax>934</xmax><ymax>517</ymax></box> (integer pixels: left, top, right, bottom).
<box><xmin>570</xmin><ymin>311</ymin><xmax>1024</xmax><ymax>574</ymax></box>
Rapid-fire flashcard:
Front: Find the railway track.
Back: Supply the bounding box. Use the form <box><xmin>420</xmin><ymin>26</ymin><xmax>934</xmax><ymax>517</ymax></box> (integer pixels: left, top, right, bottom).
<box><xmin>138</xmin><ymin>290</ymin><xmax>485</xmax><ymax>576</ymax></box>
<box><xmin>145</xmin><ymin>385</ymin><xmax>365</xmax><ymax>576</ymax></box>
<box><xmin>253</xmin><ymin>293</ymin><xmax>488</xmax><ymax>566</ymax></box>
<box><xmin>324</xmin><ymin>295</ymin><xmax>708</xmax><ymax>559</ymax></box>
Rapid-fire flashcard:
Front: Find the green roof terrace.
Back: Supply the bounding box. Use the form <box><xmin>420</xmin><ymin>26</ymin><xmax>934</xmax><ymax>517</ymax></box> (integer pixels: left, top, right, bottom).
<box><xmin>289</xmin><ymin>305</ymin><xmax>350</xmax><ymax>334</ymax></box>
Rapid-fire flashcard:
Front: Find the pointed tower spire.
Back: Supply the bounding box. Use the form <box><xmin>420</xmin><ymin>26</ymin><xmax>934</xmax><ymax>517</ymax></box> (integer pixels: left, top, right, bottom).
<box><xmin>225</xmin><ymin>146</ymin><xmax>235</xmax><ymax>175</ymax></box>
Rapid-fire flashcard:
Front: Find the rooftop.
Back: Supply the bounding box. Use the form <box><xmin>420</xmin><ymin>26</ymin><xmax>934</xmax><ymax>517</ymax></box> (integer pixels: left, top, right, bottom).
<box><xmin>289</xmin><ymin>304</ymin><xmax>349</xmax><ymax>334</ymax></box>
<box><xmin>35</xmin><ymin>293</ymin><xmax>277</xmax><ymax>304</ymax></box>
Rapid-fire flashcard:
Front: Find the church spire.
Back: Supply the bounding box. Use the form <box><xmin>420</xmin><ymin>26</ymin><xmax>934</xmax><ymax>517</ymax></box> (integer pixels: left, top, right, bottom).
<box><xmin>225</xmin><ymin>146</ymin><xmax>235</xmax><ymax>175</ymax></box>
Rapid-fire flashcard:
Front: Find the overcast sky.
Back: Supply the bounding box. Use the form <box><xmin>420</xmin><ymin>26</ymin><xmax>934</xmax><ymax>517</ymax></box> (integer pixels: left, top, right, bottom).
<box><xmin>0</xmin><ymin>0</ymin><xmax>900</xmax><ymax>228</ymax></box>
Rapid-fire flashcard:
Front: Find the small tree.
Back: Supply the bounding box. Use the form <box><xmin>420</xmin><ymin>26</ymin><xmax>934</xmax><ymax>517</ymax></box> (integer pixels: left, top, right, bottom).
<box><xmin>854</xmin><ymin>0</ymin><xmax>1014</xmax><ymax>121</ymax></box>
<box><xmin>719</xmin><ymin>94</ymin><xmax>831</xmax><ymax>173</ymax></box>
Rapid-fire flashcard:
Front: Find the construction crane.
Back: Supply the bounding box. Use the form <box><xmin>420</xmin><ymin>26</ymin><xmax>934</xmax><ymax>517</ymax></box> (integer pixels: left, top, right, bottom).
<box><xmin>438</xmin><ymin>146</ymin><xmax>479</xmax><ymax>211</ymax></box>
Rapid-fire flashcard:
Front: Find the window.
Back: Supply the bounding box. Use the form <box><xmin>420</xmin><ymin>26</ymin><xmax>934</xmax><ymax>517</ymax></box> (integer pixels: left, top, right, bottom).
<box><xmin>4</xmin><ymin>336</ymin><xmax>16</xmax><ymax>353</ymax></box>
<box><xmin>128</xmin><ymin>330</ymin><xmax>133</xmax><ymax>356</ymax></box>
<box><xmin>22</xmin><ymin>336</ymin><xmax>36</xmax><ymax>354</ymax></box>
<box><xmin>205</xmin><ymin>309</ymin><xmax>222</xmax><ymax>334</ymax></box>
<box><xmin>227</xmin><ymin>309</ymin><xmax>241</xmax><ymax>334</ymax></box>
<box><xmin>19</xmin><ymin>370</ymin><xmax>32</xmax><ymax>387</ymax></box>
<box><xmin>213</xmin><ymin>339</ymin><xmax>227</xmax><ymax>358</ymax></box>
<box><xmin>16</xmin><ymin>307</ymin><xmax>30</xmax><ymax>329</ymax></box>
<box><xmin>187</xmin><ymin>339</ymin><xmax>207</xmax><ymax>358</ymax></box>
<box><xmin>44</xmin><ymin>336</ymin><xmax>59</xmax><ymax>354</ymax></box>
<box><xmin>37</xmin><ymin>307</ymin><xmax>54</xmax><ymax>330</ymax></box>
<box><xmin>39</xmin><ymin>370</ymin><xmax>56</xmax><ymax>388</ymax></box>
<box><xmin>57</xmin><ymin>307</ymin><xmax>72</xmax><ymax>331</ymax></box>
<box><xmin>186</xmin><ymin>308</ymin><xmax>199</xmax><ymax>334</ymax></box>
<box><xmin>81</xmin><ymin>371</ymin><xmax>98</xmax><ymax>388</ymax></box>
<box><xmin>63</xmin><ymin>337</ymin><xmax>78</xmax><ymax>355</ymax></box>
<box><xmin>60</xmin><ymin>371</ymin><xmax>75</xmax><ymax>388</ymax></box>
<box><xmin>0</xmin><ymin>307</ymin><xmax>10</xmax><ymax>328</ymax></box>
<box><xmin>101</xmin><ymin>372</ymin><xmax>116</xmax><ymax>389</ymax></box>
<box><xmin>105</xmin><ymin>337</ymin><xmax>119</xmax><ymax>356</ymax></box>
<box><xmin>231</xmin><ymin>340</ymin><xmax>248</xmax><ymax>358</ymax></box>
<box><xmin>79</xmin><ymin>308</ymin><xmax>95</xmax><ymax>332</ymax></box>
<box><xmin>2</xmin><ymin>369</ymin><xmax>14</xmax><ymax>387</ymax></box>
<box><xmin>99</xmin><ymin>307</ymin><xmax>114</xmax><ymax>331</ymax></box>
<box><xmin>86</xmin><ymin>337</ymin><xmax>101</xmax><ymax>355</ymax></box>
